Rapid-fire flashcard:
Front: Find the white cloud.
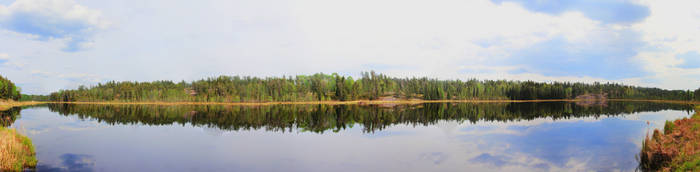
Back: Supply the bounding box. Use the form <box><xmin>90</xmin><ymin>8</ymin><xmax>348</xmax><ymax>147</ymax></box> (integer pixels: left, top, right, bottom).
<box><xmin>628</xmin><ymin>0</ymin><xmax>700</xmax><ymax>89</ymax></box>
<box><xmin>288</xmin><ymin>0</ymin><xmax>605</xmax><ymax>77</ymax></box>
<box><xmin>0</xmin><ymin>53</ymin><xmax>8</xmax><ymax>60</ymax></box>
<box><xmin>1</xmin><ymin>0</ymin><xmax>700</xmax><ymax>94</ymax></box>
<box><xmin>0</xmin><ymin>5</ymin><xmax>7</xmax><ymax>17</ymax></box>
<box><xmin>0</xmin><ymin>0</ymin><xmax>109</xmax><ymax>51</ymax></box>
<box><xmin>633</xmin><ymin>0</ymin><xmax>700</xmax><ymax>62</ymax></box>
<box><xmin>0</xmin><ymin>53</ymin><xmax>26</xmax><ymax>69</ymax></box>
<box><xmin>634</xmin><ymin>0</ymin><xmax>700</xmax><ymax>54</ymax></box>
<box><xmin>30</xmin><ymin>70</ymin><xmax>102</xmax><ymax>83</ymax></box>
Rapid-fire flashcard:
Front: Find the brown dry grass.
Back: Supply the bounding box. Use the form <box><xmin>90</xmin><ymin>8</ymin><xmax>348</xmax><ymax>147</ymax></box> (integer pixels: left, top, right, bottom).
<box><xmin>0</xmin><ymin>100</ymin><xmax>45</xmax><ymax>111</ymax></box>
<box><xmin>640</xmin><ymin>106</ymin><xmax>700</xmax><ymax>171</ymax></box>
<box><xmin>0</xmin><ymin>127</ymin><xmax>37</xmax><ymax>171</ymax></box>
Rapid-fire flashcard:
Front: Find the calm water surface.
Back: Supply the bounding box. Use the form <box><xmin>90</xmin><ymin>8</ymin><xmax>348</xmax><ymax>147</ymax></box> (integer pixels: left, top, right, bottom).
<box><xmin>2</xmin><ymin>102</ymin><xmax>695</xmax><ymax>172</ymax></box>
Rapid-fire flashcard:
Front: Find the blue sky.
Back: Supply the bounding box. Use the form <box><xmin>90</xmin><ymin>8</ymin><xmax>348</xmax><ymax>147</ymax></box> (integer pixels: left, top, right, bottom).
<box><xmin>0</xmin><ymin>0</ymin><xmax>699</xmax><ymax>94</ymax></box>
<box><xmin>492</xmin><ymin>0</ymin><xmax>650</xmax><ymax>24</ymax></box>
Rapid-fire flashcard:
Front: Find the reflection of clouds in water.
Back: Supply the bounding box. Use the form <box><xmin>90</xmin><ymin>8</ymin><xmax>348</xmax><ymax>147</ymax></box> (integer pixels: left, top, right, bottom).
<box><xmin>419</xmin><ymin>152</ymin><xmax>448</xmax><ymax>165</ymax></box>
<box><xmin>26</xmin><ymin>127</ymin><xmax>51</xmax><ymax>135</ymax></box>
<box><xmin>363</xmin><ymin>130</ymin><xmax>414</xmax><ymax>138</ymax></box>
<box><xmin>60</xmin><ymin>154</ymin><xmax>96</xmax><ymax>172</ymax></box>
<box><xmin>472</xmin><ymin>116</ymin><xmax>609</xmax><ymax>128</ymax></box>
<box><xmin>461</xmin><ymin>125</ymin><xmax>523</xmax><ymax>136</ymax></box>
<box><xmin>19</xmin><ymin>117</ymin><xmax>106</xmax><ymax>135</ymax></box>
<box><xmin>55</xmin><ymin>117</ymin><xmax>107</xmax><ymax>132</ymax></box>
<box><xmin>458</xmin><ymin>117</ymin><xmax>644</xmax><ymax>171</ymax></box>
<box><xmin>57</xmin><ymin>124</ymin><xmax>106</xmax><ymax>132</ymax></box>
<box><xmin>37</xmin><ymin>153</ymin><xmax>95</xmax><ymax>172</ymax></box>
<box><xmin>622</xmin><ymin>110</ymin><xmax>694</xmax><ymax>127</ymax></box>
<box><xmin>470</xmin><ymin>153</ymin><xmax>509</xmax><ymax>166</ymax></box>
<box><xmin>202</xmin><ymin>126</ymin><xmax>227</xmax><ymax>136</ymax></box>
<box><xmin>436</xmin><ymin>120</ymin><xmax>460</xmax><ymax>136</ymax></box>
<box><xmin>468</xmin><ymin>152</ymin><xmax>556</xmax><ymax>171</ymax></box>
<box><xmin>467</xmin><ymin>151</ymin><xmax>601</xmax><ymax>171</ymax></box>
<box><xmin>458</xmin><ymin>110</ymin><xmax>692</xmax><ymax>138</ymax></box>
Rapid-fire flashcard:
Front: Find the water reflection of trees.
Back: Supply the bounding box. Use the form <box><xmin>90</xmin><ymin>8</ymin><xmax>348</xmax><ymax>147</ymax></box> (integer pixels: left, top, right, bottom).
<box><xmin>43</xmin><ymin>102</ymin><xmax>693</xmax><ymax>133</ymax></box>
<box><xmin>1</xmin><ymin>105</ymin><xmax>48</xmax><ymax>127</ymax></box>
<box><xmin>0</xmin><ymin>107</ymin><xmax>20</xmax><ymax>127</ymax></box>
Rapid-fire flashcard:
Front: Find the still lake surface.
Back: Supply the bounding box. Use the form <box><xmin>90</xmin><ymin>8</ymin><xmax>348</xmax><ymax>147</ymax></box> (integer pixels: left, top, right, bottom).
<box><xmin>1</xmin><ymin>102</ymin><xmax>695</xmax><ymax>172</ymax></box>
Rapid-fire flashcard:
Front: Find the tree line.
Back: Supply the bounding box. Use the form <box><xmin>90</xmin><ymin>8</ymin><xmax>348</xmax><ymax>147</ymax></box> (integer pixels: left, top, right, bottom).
<box><xmin>41</xmin><ymin>71</ymin><xmax>700</xmax><ymax>102</ymax></box>
<box><xmin>0</xmin><ymin>75</ymin><xmax>20</xmax><ymax>101</ymax></box>
<box><xmin>19</xmin><ymin>95</ymin><xmax>49</xmax><ymax>102</ymax></box>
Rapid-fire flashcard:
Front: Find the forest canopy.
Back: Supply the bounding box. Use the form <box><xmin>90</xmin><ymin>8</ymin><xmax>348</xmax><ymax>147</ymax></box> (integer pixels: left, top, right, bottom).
<box><xmin>0</xmin><ymin>75</ymin><xmax>21</xmax><ymax>101</ymax></box>
<box><xmin>44</xmin><ymin>71</ymin><xmax>700</xmax><ymax>102</ymax></box>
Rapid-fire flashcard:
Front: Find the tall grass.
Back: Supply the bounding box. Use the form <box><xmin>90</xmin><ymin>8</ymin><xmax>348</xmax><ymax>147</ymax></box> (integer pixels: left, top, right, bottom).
<box><xmin>0</xmin><ymin>127</ymin><xmax>37</xmax><ymax>171</ymax></box>
<box><xmin>640</xmin><ymin>106</ymin><xmax>700</xmax><ymax>171</ymax></box>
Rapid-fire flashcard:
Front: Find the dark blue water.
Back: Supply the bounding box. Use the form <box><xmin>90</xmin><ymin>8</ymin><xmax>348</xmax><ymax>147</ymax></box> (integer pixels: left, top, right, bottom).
<box><xmin>4</xmin><ymin>102</ymin><xmax>694</xmax><ymax>171</ymax></box>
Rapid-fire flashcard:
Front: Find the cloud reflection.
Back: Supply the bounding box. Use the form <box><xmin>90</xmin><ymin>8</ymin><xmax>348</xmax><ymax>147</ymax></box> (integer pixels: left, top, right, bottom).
<box><xmin>459</xmin><ymin>117</ymin><xmax>644</xmax><ymax>171</ymax></box>
<box><xmin>37</xmin><ymin>153</ymin><xmax>96</xmax><ymax>172</ymax></box>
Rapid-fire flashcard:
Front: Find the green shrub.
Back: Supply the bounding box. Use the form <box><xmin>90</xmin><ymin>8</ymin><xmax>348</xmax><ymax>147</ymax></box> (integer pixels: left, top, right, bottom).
<box><xmin>665</xmin><ymin>120</ymin><xmax>676</xmax><ymax>134</ymax></box>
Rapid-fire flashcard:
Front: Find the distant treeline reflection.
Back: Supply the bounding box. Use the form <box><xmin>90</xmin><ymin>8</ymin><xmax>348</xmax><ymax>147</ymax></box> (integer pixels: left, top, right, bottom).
<box><xmin>45</xmin><ymin>102</ymin><xmax>694</xmax><ymax>133</ymax></box>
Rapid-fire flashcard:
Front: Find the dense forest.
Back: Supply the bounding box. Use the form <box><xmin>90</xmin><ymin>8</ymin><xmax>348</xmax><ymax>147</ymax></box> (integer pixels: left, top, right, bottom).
<box><xmin>0</xmin><ymin>75</ymin><xmax>20</xmax><ymax>101</ymax></box>
<box><xmin>44</xmin><ymin>71</ymin><xmax>700</xmax><ymax>102</ymax></box>
<box><xmin>45</xmin><ymin>102</ymin><xmax>694</xmax><ymax>133</ymax></box>
<box><xmin>19</xmin><ymin>94</ymin><xmax>49</xmax><ymax>102</ymax></box>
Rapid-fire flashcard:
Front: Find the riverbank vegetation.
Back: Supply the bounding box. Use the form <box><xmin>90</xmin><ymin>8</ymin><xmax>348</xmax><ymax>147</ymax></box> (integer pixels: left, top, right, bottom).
<box><xmin>44</xmin><ymin>71</ymin><xmax>700</xmax><ymax>103</ymax></box>
<box><xmin>0</xmin><ymin>75</ymin><xmax>21</xmax><ymax>101</ymax></box>
<box><xmin>0</xmin><ymin>76</ymin><xmax>38</xmax><ymax>171</ymax></box>
<box><xmin>19</xmin><ymin>94</ymin><xmax>49</xmax><ymax>102</ymax></box>
<box><xmin>640</xmin><ymin>106</ymin><xmax>700</xmax><ymax>171</ymax></box>
<box><xmin>0</xmin><ymin>126</ymin><xmax>37</xmax><ymax>171</ymax></box>
<box><xmin>0</xmin><ymin>75</ymin><xmax>42</xmax><ymax>110</ymax></box>
<box><xmin>0</xmin><ymin>75</ymin><xmax>44</xmax><ymax>110</ymax></box>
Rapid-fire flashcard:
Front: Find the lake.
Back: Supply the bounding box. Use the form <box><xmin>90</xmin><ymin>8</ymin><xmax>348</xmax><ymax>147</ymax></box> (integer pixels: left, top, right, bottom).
<box><xmin>2</xmin><ymin>102</ymin><xmax>695</xmax><ymax>172</ymax></box>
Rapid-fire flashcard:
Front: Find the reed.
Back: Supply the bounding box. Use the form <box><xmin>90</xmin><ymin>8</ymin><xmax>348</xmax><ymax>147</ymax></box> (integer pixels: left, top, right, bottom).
<box><xmin>0</xmin><ymin>127</ymin><xmax>37</xmax><ymax>171</ymax></box>
<box><xmin>639</xmin><ymin>106</ymin><xmax>700</xmax><ymax>171</ymax></box>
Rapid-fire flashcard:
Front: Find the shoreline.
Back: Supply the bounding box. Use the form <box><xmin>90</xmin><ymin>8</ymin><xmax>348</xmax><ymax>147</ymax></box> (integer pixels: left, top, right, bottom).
<box><xmin>608</xmin><ymin>99</ymin><xmax>700</xmax><ymax>105</ymax></box>
<box><xmin>0</xmin><ymin>101</ymin><xmax>46</xmax><ymax>111</ymax></box>
<box><xmin>36</xmin><ymin>99</ymin><xmax>700</xmax><ymax>106</ymax></box>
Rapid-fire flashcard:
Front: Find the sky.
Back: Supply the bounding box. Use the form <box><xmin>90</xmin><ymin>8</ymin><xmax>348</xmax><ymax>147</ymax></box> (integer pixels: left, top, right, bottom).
<box><xmin>0</xmin><ymin>0</ymin><xmax>699</xmax><ymax>94</ymax></box>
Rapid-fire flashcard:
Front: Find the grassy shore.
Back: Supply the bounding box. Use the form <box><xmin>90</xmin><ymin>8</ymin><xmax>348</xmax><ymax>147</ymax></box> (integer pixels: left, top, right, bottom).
<box><xmin>0</xmin><ymin>127</ymin><xmax>37</xmax><ymax>171</ymax></box>
<box><xmin>0</xmin><ymin>100</ymin><xmax>40</xmax><ymax>171</ymax></box>
<box><xmin>0</xmin><ymin>100</ymin><xmax>45</xmax><ymax>111</ymax></box>
<box><xmin>640</xmin><ymin>106</ymin><xmax>700</xmax><ymax>171</ymax></box>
